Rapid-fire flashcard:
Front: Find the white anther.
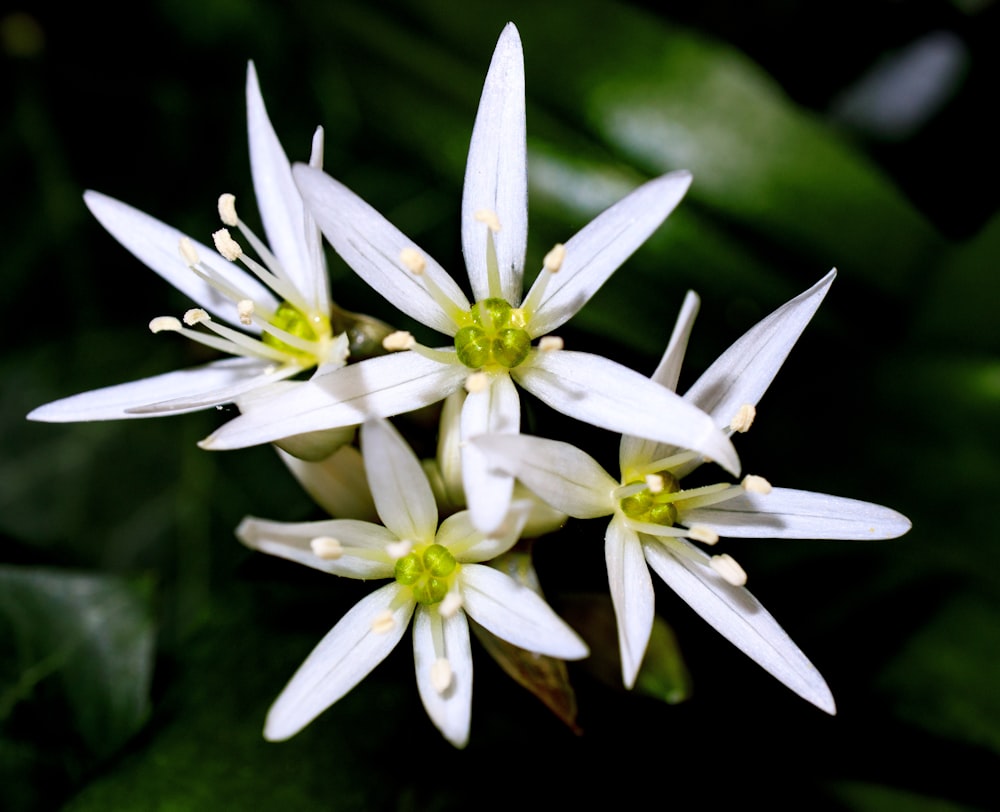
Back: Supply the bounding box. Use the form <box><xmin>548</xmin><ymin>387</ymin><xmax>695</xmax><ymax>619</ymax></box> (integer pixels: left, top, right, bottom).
<box><xmin>178</xmin><ymin>237</ymin><xmax>200</xmax><ymax>266</ymax></box>
<box><xmin>688</xmin><ymin>525</ymin><xmax>720</xmax><ymax>545</ymax></box>
<box><xmin>464</xmin><ymin>372</ymin><xmax>489</xmax><ymax>394</ymax></box>
<box><xmin>385</xmin><ymin>539</ymin><xmax>412</xmax><ymax>560</ymax></box>
<box><xmin>212</xmin><ymin>228</ymin><xmax>243</xmax><ymax>261</ymax></box>
<box><xmin>730</xmin><ymin>403</ymin><xmax>756</xmax><ymax>434</ymax></box>
<box><xmin>645</xmin><ymin>473</ymin><xmax>665</xmax><ymax>493</ymax></box>
<box><xmin>382</xmin><ymin>330</ymin><xmax>416</xmax><ymax>351</ymax></box>
<box><xmin>431</xmin><ymin>658</ymin><xmax>453</xmax><ymax>694</ymax></box>
<box><xmin>371</xmin><ymin>609</ymin><xmax>396</xmax><ymax>634</ymax></box>
<box><xmin>399</xmin><ymin>247</ymin><xmax>426</xmax><ymax>275</ymax></box>
<box><xmin>474</xmin><ymin>209</ymin><xmax>501</xmax><ymax>232</ymax></box>
<box><xmin>218</xmin><ymin>193</ymin><xmax>238</xmax><ymax>226</ymax></box>
<box><xmin>710</xmin><ymin>553</ymin><xmax>747</xmax><ymax>586</ymax></box>
<box><xmin>310</xmin><ymin>536</ymin><xmax>343</xmax><ymax>560</ymax></box>
<box><xmin>539</xmin><ymin>336</ymin><xmax>564</xmax><ymax>352</ymax></box>
<box><xmin>183</xmin><ymin>308</ymin><xmax>210</xmax><ymax>326</ymax></box>
<box><xmin>439</xmin><ymin>591</ymin><xmax>463</xmax><ymax>618</ymax></box>
<box><xmin>237</xmin><ymin>299</ymin><xmax>254</xmax><ymax>326</ymax></box>
<box><xmin>543</xmin><ymin>243</ymin><xmax>566</xmax><ymax>273</ymax></box>
<box><xmin>742</xmin><ymin>474</ymin><xmax>773</xmax><ymax>495</ymax></box>
<box><xmin>149</xmin><ymin>316</ymin><xmax>182</xmax><ymax>333</ymax></box>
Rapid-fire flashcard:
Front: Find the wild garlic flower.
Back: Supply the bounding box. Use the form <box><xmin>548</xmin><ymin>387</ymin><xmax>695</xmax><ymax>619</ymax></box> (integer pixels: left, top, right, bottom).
<box><xmin>472</xmin><ymin>270</ymin><xmax>911</xmax><ymax>712</ymax></box>
<box><xmin>28</xmin><ymin>63</ymin><xmax>350</xmax><ymax>425</ymax></box>
<box><xmin>202</xmin><ymin>23</ymin><xmax>739</xmax><ymax>533</ymax></box>
<box><xmin>237</xmin><ymin>417</ymin><xmax>588</xmax><ymax>748</ymax></box>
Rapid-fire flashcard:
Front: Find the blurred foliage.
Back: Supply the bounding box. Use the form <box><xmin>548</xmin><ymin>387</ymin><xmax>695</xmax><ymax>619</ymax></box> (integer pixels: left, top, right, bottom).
<box><xmin>2</xmin><ymin>0</ymin><xmax>999</xmax><ymax>809</ymax></box>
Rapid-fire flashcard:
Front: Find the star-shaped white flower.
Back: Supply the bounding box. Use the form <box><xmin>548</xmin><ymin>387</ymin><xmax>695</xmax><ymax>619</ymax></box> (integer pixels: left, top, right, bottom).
<box><xmin>237</xmin><ymin>417</ymin><xmax>588</xmax><ymax>748</ymax></box>
<box><xmin>202</xmin><ymin>23</ymin><xmax>739</xmax><ymax>533</ymax></box>
<box><xmin>28</xmin><ymin>63</ymin><xmax>348</xmax><ymax>425</ymax></box>
<box><xmin>472</xmin><ymin>270</ymin><xmax>911</xmax><ymax>712</ymax></box>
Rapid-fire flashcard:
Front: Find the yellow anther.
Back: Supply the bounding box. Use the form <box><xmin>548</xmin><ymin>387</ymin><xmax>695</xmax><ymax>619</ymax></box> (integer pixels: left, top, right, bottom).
<box><xmin>218</xmin><ymin>193</ymin><xmax>239</xmax><ymax>227</ymax></box>
<box><xmin>742</xmin><ymin>474</ymin><xmax>773</xmax><ymax>495</ymax></box>
<box><xmin>371</xmin><ymin>609</ymin><xmax>396</xmax><ymax>634</ymax></box>
<box><xmin>431</xmin><ymin>658</ymin><xmax>453</xmax><ymax>693</ymax></box>
<box><xmin>474</xmin><ymin>209</ymin><xmax>501</xmax><ymax>232</ymax></box>
<box><xmin>730</xmin><ymin>403</ymin><xmax>756</xmax><ymax>434</ymax></box>
<box><xmin>710</xmin><ymin>553</ymin><xmax>747</xmax><ymax>586</ymax></box>
<box><xmin>149</xmin><ymin>316</ymin><xmax>182</xmax><ymax>333</ymax></box>
<box><xmin>539</xmin><ymin>336</ymin><xmax>564</xmax><ymax>352</ymax></box>
<box><xmin>382</xmin><ymin>331</ymin><xmax>416</xmax><ymax>352</ymax></box>
<box><xmin>386</xmin><ymin>539</ymin><xmax>413</xmax><ymax>560</ymax></box>
<box><xmin>645</xmin><ymin>473</ymin><xmax>665</xmax><ymax>494</ymax></box>
<box><xmin>212</xmin><ymin>228</ymin><xmax>242</xmax><ymax>261</ymax></box>
<box><xmin>237</xmin><ymin>299</ymin><xmax>254</xmax><ymax>326</ymax></box>
<box><xmin>310</xmin><ymin>536</ymin><xmax>343</xmax><ymax>560</ymax></box>
<box><xmin>464</xmin><ymin>372</ymin><xmax>489</xmax><ymax>394</ymax></box>
<box><xmin>439</xmin><ymin>591</ymin><xmax>463</xmax><ymax>618</ymax></box>
<box><xmin>178</xmin><ymin>237</ymin><xmax>200</xmax><ymax>266</ymax></box>
<box><xmin>399</xmin><ymin>247</ymin><xmax>426</xmax><ymax>275</ymax></box>
<box><xmin>183</xmin><ymin>308</ymin><xmax>210</xmax><ymax>326</ymax></box>
<box><xmin>688</xmin><ymin>525</ymin><xmax>720</xmax><ymax>545</ymax></box>
<box><xmin>543</xmin><ymin>243</ymin><xmax>566</xmax><ymax>273</ymax></box>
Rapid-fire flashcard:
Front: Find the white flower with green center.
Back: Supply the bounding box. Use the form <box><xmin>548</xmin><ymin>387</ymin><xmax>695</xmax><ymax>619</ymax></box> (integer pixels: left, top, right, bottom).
<box><xmin>201</xmin><ymin>24</ymin><xmax>739</xmax><ymax>533</ymax></box>
<box><xmin>472</xmin><ymin>270</ymin><xmax>911</xmax><ymax>712</ymax></box>
<box><xmin>28</xmin><ymin>63</ymin><xmax>349</xmax><ymax>425</ymax></box>
<box><xmin>237</xmin><ymin>417</ymin><xmax>587</xmax><ymax>748</ymax></box>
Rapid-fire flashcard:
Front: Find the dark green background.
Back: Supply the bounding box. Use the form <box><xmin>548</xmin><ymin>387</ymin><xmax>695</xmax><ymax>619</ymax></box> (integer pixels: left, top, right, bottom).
<box><xmin>3</xmin><ymin>0</ymin><xmax>999</xmax><ymax>809</ymax></box>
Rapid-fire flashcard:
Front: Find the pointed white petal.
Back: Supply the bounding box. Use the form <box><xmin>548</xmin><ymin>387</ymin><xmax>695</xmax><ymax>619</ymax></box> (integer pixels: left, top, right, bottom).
<box><xmin>125</xmin><ymin>363</ymin><xmax>301</xmax><ymax>415</ymax></box>
<box><xmin>469</xmin><ymin>433</ymin><xmax>617</xmax><ymax>518</ymax></box>
<box><xmin>685</xmin><ymin>270</ymin><xmax>836</xmax><ymax>426</ymax></box>
<box><xmin>605</xmin><ymin>515</ymin><xmax>655</xmax><ymax>689</ymax></box>
<box><xmin>436</xmin><ymin>500</ymin><xmax>532</xmax><ymax>563</ymax></box>
<box><xmin>619</xmin><ymin>290</ymin><xmax>700</xmax><ymax>471</ymax></box>
<box><xmin>462</xmin><ymin>22</ymin><xmax>527</xmax><ymax>303</ymax></box>
<box><xmin>246</xmin><ymin>62</ymin><xmax>328</xmax><ymax>312</ymax></box>
<box><xmin>515</xmin><ymin>350</ymin><xmax>740</xmax><ymax>476</ymax></box>
<box><xmin>526</xmin><ymin>171</ymin><xmax>692</xmax><ymax>336</ymax></box>
<box><xmin>200</xmin><ymin>352</ymin><xmax>467</xmax><ymax>450</ymax></box>
<box><xmin>642</xmin><ymin>536</ymin><xmax>835</xmax><ymax>713</ymax></box>
<box><xmin>413</xmin><ymin>607</ymin><xmax>473</xmax><ymax>748</ymax></box>
<box><xmin>461</xmin><ymin>373</ymin><xmax>520</xmax><ymax>533</ymax></box>
<box><xmin>361</xmin><ymin>418</ymin><xmax>438</xmax><ymax>542</ymax></box>
<box><xmin>235</xmin><ymin>516</ymin><xmax>396</xmax><ymax>579</ymax></box>
<box><xmin>264</xmin><ymin>582</ymin><xmax>414</xmax><ymax>740</ymax></box>
<box><xmin>460</xmin><ymin>564</ymin><xmax>588</xmax><ymax>659</ymax></box>
<box><xmin>682</xmin><ymin>487</ymin><xmax>911</xmax><ymax>540</ymax></box>
<box><xmin>293</xmin><ymin>165</ymin><xmax>469</xmax><ymax>334</ymax></box>
<box><xmin>84</xmin><ymin>190</ymin><xmax>276</xmax><ymax>325</ymax></box>
<box><xmin>277</xmin><ymin>445</ymin><xmax>378</xmax><ymax>522</ymax></box>
<box><xmin>27</xmin><ymin>357</ymin><xmax>275</xmax><ymax>422</ymax></box>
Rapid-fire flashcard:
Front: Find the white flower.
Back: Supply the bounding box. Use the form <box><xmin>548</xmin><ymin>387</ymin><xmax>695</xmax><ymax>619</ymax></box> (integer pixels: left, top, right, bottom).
<box><xmin>237</xmin><ymin>417</ymin><xmax>588</xmax><ymax>748</ymax></box>
<box><xmin>471</xmin><ymin>270</ymin><xmax>911</xmax><ymax>713</ymax></box>
<box><xmin>202</xmin><ymin>23</ymin><xmax>739</xmax><ymax>534</ymax></box>
<box><xmin>28</xmin><ymin>63</ymin><xmax>348</xmax><ymax>424</ymax></box>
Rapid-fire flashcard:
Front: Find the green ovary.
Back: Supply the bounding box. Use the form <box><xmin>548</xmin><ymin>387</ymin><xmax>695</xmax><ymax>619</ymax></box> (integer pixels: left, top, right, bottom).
<box><xmin>620</xmin><ymin>471</ymin><xmax>682</xmax><ymax>526</ymax></box>
<box><xmin>394</xmin><ymin>544</ymin><xmax>459</xmax><ymax>606</ymax></box>
<box><xmin>262</xmin><ymin>301</ymin><xmax>330</xmax><ymax>364</ymax></box>
<box><xmin>454</xmin><ymin>298</ymin><xmax>531</xmax><ymax>369</ymax></box>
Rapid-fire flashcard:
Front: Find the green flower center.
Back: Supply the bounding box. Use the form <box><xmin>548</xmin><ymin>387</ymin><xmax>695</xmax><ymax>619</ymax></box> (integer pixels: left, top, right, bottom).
<box><xmin>619</xmin><ymin>471</ymin><xmax>682</xmax><ymax>526</ymax></box>
<box><xmin>393</xmin><ymin>543</ymin><xmax>459</xmax><ymax>606</ymax></box>
<box><xmin>262</xmin><ymin>300</ymin><xmax>332</xmax><ymax>365</ymax></box>
<box><xmin>454</xmin><ymin>298</ymin><xmax>531</xmax><ymax>370</ymax></box>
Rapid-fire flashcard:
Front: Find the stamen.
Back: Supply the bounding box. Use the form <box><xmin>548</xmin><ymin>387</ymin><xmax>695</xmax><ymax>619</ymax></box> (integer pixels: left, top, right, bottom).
<box><xmin>539</xmin><ymin>336</ymin><xmax>563</xmax><ymax>352</ymax></box>
<box><xmin>439</xmin><ymin>591</ymin><xmax>463</xmax><ymax>618</ymax></box>
<box><xmin>710</xmin><ymin>553</ymin><xmax>747</xmax><ymax>586</ymax></box>
<box><xmin>183</xmin><ymin>308</ymin><xmax>209</xmax><ymax>326</ymax></box>
<box><xmin>645</xmin><ymin>473</ymin><xmax>665</xmax><ymax>494</ymax></box>
<box><xmin>688</xmin><ymin>525</ymin><xmax>720</xmax><ymax>545</ymax></box>
<box><xmin>310</xmin><ymin>536</ymin><xmax>343</xmax><ymax>560</ymax></box>
<box><xmin>149</xmin><ymin>316</ymin><xmax>181</xmax><ymax>333</ymax></box>
<box><xmin>400</xmin><ymin>253</ymin><xmax>466</xmax><ymax>323</ymax></box>
<box><xmin>730</xmin><ymin>403</ymin><xmax>756</xmax><ymax>434</ymax></box>
<box><xmin>382</xmin><ymin>331</ymin><xmax>416</xmax><ymax>352</ymax></box>
<box><xmin>474</xmin><ymin>209</ymin><xmax>501</xmax><ymax>233</ymax></box>
<box><xmin>386</xmin><ymin>539</ymin><xmax>413</xmax><ymax>560</ymax></box>
<box><xmin>371</xmin><ymin>609</ymin><xmax>396</xmax><ymax>634</ymax></box>
<box><xmin>464</xmin><ymin>372</ymin><xmax>489</xmax><ymax>394</ymax></box>
<box><xmin>430</xmin><ymin>658</ymin><xmax>453</xmax><ymax>694</ymax></box>
<box><xmin>237</xmin><ymin>299</ymin><xmax>254</xmax><ymax>326</ymax></box>
<box><xmin>218</xmin><ymin>193</ymin><xmax>239</xmax><ymax>227</ymax></box>
<box><xmin>399</xmin><ymin>247</ymin><xmax>426</xmax><ymax>275</ymax></box>
<box><xmin>543</xmin><ymin>243</ymin><xmax>566</xmax><ymax>273</ymax></box>
<box><xmin>178</xmin><ymin>237</ymin><xmax>200</xmax><ymax>266</ymax></box>
<box><xmin>520</xmin><ymin>243</ymin><xmax>566</xmax><ymax>319</ymax></box>
<box><xmin>742</xmin><ymin>474</ymin><xmax>773</xmax><ymax>495</ymax></box>
<box><xmin>212</xmin><ymin>228</ymin><xmax>243</xmax><ymax>261</ymax></box>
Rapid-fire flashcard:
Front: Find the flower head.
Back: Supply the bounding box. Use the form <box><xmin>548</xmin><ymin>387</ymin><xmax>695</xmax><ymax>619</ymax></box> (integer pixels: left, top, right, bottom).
<box><xmin>237</xmin><ymin>417</ymin><xmax>587</xmax><ymax>748</ymax></box>
<box><xmin>472</xmin><ymin>270</ymin><xmax>911</xmax><ymax>711</ymax></box>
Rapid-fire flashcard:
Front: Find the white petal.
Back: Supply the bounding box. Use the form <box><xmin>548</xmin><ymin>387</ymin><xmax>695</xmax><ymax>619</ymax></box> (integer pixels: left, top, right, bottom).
<box><xmin>461</xmin><ymin>22</ymin><xmax>527</xmax><ymax>304</ymax></box>
<box><xmin>277</xmin><ymin>445</ymin><xmax>378</xmax><ymax>522</ymax></box>
<box><xmin>264</xmin><ymin>582</ymin><xmax>414</xmax><ymax>741</ymax></box>
<box><xmin>27</xmin><ymin>357</ymin><xmax>276</xmax><ymax>422</ymax></box>
<box><xmin>682</xmin><ymin>487</ymin><xmax>911</xmax><ymax>539</ymax></box>
<box><xmin>605</xmin><ymin>515</ymin><xmax>655</xmax><ymax>689</ymax></box>
<box><xmin>470</xmin><ymin>433</ymin><xmax>617</xmax><ymax>518</ymax></box>
<box><xmin>526</xmin><ymin>171</ymin><xmax>692</xmax><ymax>336</ymax></box>
<box><xmin>293</xmin><ymin>165</ymin><xmax>469</xmax><ymax>334</ymax></box>
<box><xmin>461</xmin><ymin>373</ymin><xmax>520</xmax><ymax>533</ymax></box>
<box><xmin>235</xmin><ymin>516</ymin><xmax>396</xmax><ymax>579</ymax></box>
<box><xmin>413</xmin><ymin>607</ymin><xmax>473</xmax><ymax>748</ymax></box>
<box><xmin>84</xmin><ymin>190</ymin><xmax>276</xmax><ymax>325</ymax></box>
<box><xmin>642</xmin><ymin>536</ymin><xmax>835</xmax><ymax>714</ymax></box>
<box><xmin>460</xmin><ymin>564</ymin><xmax>588</xmax><ymax>659</ymax></box>
<box><xmin>200</xmin><ymin>351</ymin><xmax>467</xmax><ymax>450</ymax></box>
<box><xmin>246</xmin><ymin>62</ymin><xmax>328</xmax><ymax>312</ymax></box>
<box><xmin>361</xmin><ymin>418</ymin><xmax>438</xmax><ymax>542</ymax></box>
<box><xmin>436</xmin><ymin>501</ymin><xmax>532</xmax><ymax>563</ymax></box>
<box><xmin>514</xmin><ymin>350</ymin><xmax>740</xmax><ymax>476</ymax></box>
<box><xmin>619</xmin><ymin>290</ymin><xmax>700</xmax><ymax>471</ymax></box>
<box><xmin>685</xmin><ymin>270</ymin><xmax>836</xmax><ymax>426</ymax></box>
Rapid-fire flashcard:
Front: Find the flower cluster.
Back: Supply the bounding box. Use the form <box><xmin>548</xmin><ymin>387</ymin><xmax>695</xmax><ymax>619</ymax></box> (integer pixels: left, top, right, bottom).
<box><xmin>29</xmin><ymin>24</ymin><xmax>910</xmax><ymax>747</ymax></box>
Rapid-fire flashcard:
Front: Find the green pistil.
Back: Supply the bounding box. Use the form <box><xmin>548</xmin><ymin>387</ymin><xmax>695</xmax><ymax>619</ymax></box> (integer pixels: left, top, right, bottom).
<box><xmin>454</xmin><ymin>298</ymin><xmax>531</xmax><ymax>370</ymax></box>
<box><xmin>619</xmin><ymin>471</ymin><xmax>682</xmax><ymax>527</ymax></box>
<box><xmin>262</xmin><ymin>301</ymin><xmax>330</xmax><ymax>363</ymax></box>
<box><xmin>394</xmin><ymin>544</ymin><xmax>459</xmax><ymax>606</ymax></box>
